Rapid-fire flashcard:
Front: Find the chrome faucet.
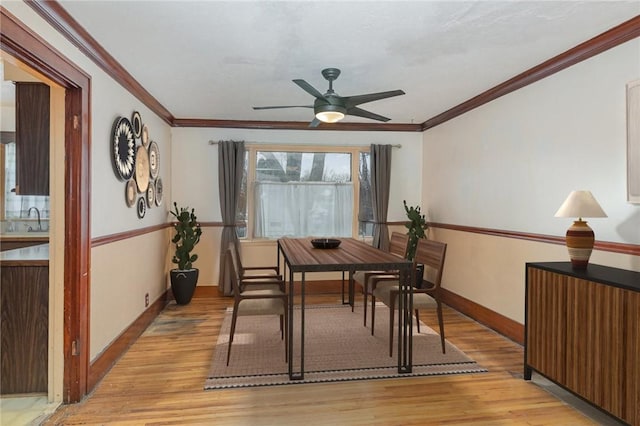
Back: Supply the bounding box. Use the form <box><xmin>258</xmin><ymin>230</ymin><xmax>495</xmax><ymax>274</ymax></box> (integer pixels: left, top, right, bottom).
<box><xmin>27</xmin><ymin>207</ymin><xmax>42</xmax><ymax>231</ymax></box>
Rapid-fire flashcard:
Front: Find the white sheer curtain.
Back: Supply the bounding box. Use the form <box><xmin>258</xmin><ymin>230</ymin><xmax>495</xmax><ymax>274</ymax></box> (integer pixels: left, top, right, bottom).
<box><xmin>254</xmin><ymin>181</ymin><xmax>352</xmax><ymax>238</ymax></box>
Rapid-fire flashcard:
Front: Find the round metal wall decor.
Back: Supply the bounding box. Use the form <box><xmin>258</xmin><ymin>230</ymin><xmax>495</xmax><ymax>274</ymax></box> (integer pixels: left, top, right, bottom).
<box><xmin>146</xmin><ymin>180</ymin><xmax>156</xmax><ymax>207</ymax></box>
<box><xmin>154</xmin><ymin>177</ymin><xmax>163</xmax><ymax>206</ymax></box>
<box><xmin>125</xmin><ymin>179</ymin><xmax>137</xmax><ymax>207</ymax></box>
<box><xmin>148</xmin><ymin>141</ymin><xmax>160</xmax><ymax>179</ymax></box>
<box><xmin>141</xmin><ymin>124</ymin><xmax>150</xmax><ymax>148</ymax></box>
<box><xmin>113</xmin><ymin>111</ymin><xmax>163</xmax><ymax>215</ymax></box>
<box><xmin>137</xmin><ymin>197</ymin><xmax>146</xmax><ymax>218</ymax></box>
<box><xmin>135</xmin><ymin>145</ymin><xmax>150</xmax><ymax>193</ymax></box>
<box><xmin>111</xmin><ymin>117</ymin><xmax>136</xmax><ymax>181</ymax></box>
<box><xmin>131</xmin><ymin>111</ymin><xmax>142</xmax><ymax>139</ymax></box>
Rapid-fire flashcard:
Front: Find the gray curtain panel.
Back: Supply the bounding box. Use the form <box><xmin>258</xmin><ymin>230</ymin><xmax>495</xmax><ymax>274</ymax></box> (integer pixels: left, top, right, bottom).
<box><xmin>370</xmin><ymin>144</ymin><xmax>392</xmax><ymax>251</ymax></box>
<box><xmin>218</xmin><ymin>140</ymin><xmax>245</xmax><ymax>296</ymax></box>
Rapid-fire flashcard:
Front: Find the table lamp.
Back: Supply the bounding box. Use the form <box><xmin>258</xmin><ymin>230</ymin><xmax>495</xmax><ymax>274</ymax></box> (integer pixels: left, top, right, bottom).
<box><xmin>554</xmin><ymin>190</ymin><xmax>607</xmax><ymax>269</ymax></box>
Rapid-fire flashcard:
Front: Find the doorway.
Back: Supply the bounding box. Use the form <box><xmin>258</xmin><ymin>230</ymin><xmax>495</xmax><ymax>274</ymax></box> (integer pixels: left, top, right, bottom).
<box><xmin>1</xmin><ymin>8</ymin><xmax>91</xmax><ymax>404</ymax></box>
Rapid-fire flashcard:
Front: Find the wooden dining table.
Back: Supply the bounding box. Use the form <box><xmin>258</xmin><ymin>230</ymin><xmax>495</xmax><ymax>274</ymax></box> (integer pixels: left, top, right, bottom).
<box><xmin>277</xmin><ymin>237</ymin><xmax>414</xmax><ymax>380</ymax></box>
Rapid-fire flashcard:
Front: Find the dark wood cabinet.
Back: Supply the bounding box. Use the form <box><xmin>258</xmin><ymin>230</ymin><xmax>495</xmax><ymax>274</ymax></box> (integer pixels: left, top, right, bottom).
<box><xmin>525</xmin><ymin>262</ymin><xmax>640</xmax><ymax>425</ymax></box>
<box><xmin>0</xmin><ymin>264</ymin><xmax>49</xmax><ymax>394</ymax></box>
<box><xmin>15</xmin><ymin>82</ymin><xmax>50</xmax><ymax>196</ymax></box>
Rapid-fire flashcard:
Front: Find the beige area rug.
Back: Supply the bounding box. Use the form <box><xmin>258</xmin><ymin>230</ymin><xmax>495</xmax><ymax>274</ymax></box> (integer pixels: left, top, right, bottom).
<box><xmin>205</xmin><ymin>304</ymin><xmax>486</xmax><ymax>389</ymax></box>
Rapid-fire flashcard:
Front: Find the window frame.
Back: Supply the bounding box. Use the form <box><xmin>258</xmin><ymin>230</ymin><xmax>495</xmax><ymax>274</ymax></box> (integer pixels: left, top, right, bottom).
<box><xmin>242</xmin><ymin>144</ymin><xmax>369</xmax><ymax>241</ymax></box>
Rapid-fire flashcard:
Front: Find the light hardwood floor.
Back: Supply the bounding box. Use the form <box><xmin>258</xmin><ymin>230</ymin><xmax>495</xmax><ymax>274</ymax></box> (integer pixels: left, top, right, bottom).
<box><xmin>43</xmin><ymin>293</ymin><xmax>619</xmax><ymax>425</ymax></box>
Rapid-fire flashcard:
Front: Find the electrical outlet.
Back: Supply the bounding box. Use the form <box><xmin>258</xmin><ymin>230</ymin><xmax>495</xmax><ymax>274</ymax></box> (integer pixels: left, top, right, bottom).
<box><xmin>145</xmin><ymin>293</ymin><xmax>149</xmax><ymax>307</ymax></box>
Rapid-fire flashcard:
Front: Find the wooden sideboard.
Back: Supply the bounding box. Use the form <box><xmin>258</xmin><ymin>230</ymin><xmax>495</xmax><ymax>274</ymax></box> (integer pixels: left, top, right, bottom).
<box><xmin>525</xmin><ymin>262</ymin><xmax>640</xmax><ymax>425</ymax></box>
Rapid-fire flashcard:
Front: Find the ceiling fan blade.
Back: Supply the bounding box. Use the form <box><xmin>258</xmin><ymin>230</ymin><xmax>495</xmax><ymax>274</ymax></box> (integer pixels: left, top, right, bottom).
<box><xmin>343</xmin><ymin>90</ymin><xmax>405</xmax><ymax>107</ymax></box>
<box><xmin>346</xmin><ymin>106</ymin><xmax>391</xmax><ymax>122</ymax></box>
<box><xmin>308</xmin><ymin>117</ymin><xmax>322</xmax><ymax>128</ymax></box>
<box><xmin>253</xmin><ymin>105</ymin><xmax>313</xmax><ymax>110</ymax></box>
<box><xmin>293</xmin><ymin>79</ymin><xmax>328</xmax><ymax>100</ymax></box>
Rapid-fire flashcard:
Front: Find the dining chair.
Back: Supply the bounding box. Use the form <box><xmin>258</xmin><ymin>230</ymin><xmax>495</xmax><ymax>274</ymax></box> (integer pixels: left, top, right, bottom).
<box><xmin>371</xmin><ymin>238</ymin><xmax>447</xmax><ymax>356</ymax></box>
<box><xmin>225</xmin><ymin>247</ymin><xmax>288</xmax><ymax>366</ymax></box>
<box><xmin>228</xmin><ymin>241</ymin><xmax>283</xmax><ymax>293</ymax></box>
<box><xmin>353</xmin><ymin>232</ymin><xmax>409</xmax><ymax>326</ymax></box>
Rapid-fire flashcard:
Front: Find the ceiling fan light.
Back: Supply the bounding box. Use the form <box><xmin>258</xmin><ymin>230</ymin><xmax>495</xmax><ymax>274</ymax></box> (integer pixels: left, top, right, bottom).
<box><xmin>314</xmin><ymin>104</ymin><xmax>346</xmax><ymax>123</ymax></box>
<box><xmin>315</xmin><ymin>110</ymin><xmax>345</xmax><ymax>123</ymax></box>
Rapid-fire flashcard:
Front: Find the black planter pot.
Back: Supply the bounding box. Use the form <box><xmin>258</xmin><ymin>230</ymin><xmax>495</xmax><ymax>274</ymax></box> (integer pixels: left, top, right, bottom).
<box><xmin>170</xmin><ymin>268</ymin><xmax>199</xmax><ymax>305</ymax></box>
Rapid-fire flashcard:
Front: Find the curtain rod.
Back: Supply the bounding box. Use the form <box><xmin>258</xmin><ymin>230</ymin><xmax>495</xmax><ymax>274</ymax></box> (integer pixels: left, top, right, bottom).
<box><xmin>208</xmin><ymin>140</ymin><xmax>401</xmax><ymax>148</ymax></box>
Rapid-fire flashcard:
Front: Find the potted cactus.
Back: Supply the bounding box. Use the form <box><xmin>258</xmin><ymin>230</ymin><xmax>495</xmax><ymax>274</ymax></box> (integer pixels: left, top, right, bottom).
<box><xmin>404</xmin><ymin>200</ymin><xmax>428</xmax><ymax>288</ymax></box>
<box><xmin>169</xmin><ymin>202</ymin><xmax>202</xmax><ymax>305</ymax></box>
<box><xmin>404</xmin><ymin>200</ymin><xmax>428</xmax><ymax>261</ymax></box>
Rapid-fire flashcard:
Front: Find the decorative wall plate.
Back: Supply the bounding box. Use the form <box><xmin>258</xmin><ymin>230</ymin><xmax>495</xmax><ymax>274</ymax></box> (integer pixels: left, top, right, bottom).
<box><xmin>146</xmin><ymin>180</ymin><xmax>155</xmax><ymax>207</ymax></box>
<box><xmin>148</xmin><ymin>141</ymin><xmax>160</xmax><ymax>179</ymax></box>
<box><xmin>131</xmin><ymin>111</ymin><xmax>142</xmax><ymax>139</ymax></box>
<box><xmin>137</xmin><ymin>197</ymin><xmax>146</xmax><ymax>219</ymax></box>
<box><xmin>111</xmin><ymin>117</ymin><xmax>136</xmax><ymax>181</ymax></box>
<box><xmin>135</xmin><ymin>145</ymin><xmax>150</xmax><ymax>193</ymax></box>
<box><xmin>141</xmin><ymin>124</ymin><xmax>150</xmax><ymax>148</ymax></box>
<box><xmin>125</xmin><ymin>179</ymin><xmax>137</xmax><ymax>207</ymax></box>
<box><xmin>155</xmin><ymin>177</ymin><xmax>163</xmax><ymax>206</ymax></box>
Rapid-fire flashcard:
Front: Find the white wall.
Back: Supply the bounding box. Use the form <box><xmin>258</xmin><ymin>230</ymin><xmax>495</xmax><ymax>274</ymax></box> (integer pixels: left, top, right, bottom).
<box><xmin>424</xmin><ymin>39</ymin><xmax>640</xmax><ymax>244</ymax></box>
<box><xmin>171</xmin><ymin>127</ymin><xmax>422</xmax><ymax>221</ymax></box>
<box><xmin>1</xmin><ymin>105</ymin><xmax>15</xmax><ymax>131</ymax></box>
<box><xmin>92</xmin><ymin>107</ymin><xmax>171</xmax><ymax>237</ymax></box>
<box><xmin>171</xmin><ymin>127</ymin><xmax>423</xmax><ymax>285</ymax></box>
<box><xmin>423</xmin><ymin>38</ymin><xmax>640</xmax><ymax>324</ymax></box>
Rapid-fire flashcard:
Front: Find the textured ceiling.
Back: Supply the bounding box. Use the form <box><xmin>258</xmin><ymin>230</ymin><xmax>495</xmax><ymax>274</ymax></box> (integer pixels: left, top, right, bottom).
<box><xmin>48</xmin><ymin>1</ymin><xmax>640</xmax><ymax>125</ymax></box>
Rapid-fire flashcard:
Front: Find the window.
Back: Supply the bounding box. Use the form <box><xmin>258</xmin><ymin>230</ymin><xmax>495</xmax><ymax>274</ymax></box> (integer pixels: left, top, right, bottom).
<box><xmin>2</xmin><ymin>141</ymin><xmax>49</xmax><ymax>223</ymax></box>
<box><xmin>235</xmin><ymin>150</ymin><xmax>249</xmax><ymax>239</ymax></box>
<box><xmin>0</xmin><ymin>75</ymin><xmax>50</xmax><ymax>224</ymax></box>
<box><xmin>358</xmin><ymin>151</ymin><xmax>374</xmax><ymax>238</ymax></box>
<box><xmin>238</xmin><ymin>146</ymin><xmax>373</xmax><ymax>240</ymax></box>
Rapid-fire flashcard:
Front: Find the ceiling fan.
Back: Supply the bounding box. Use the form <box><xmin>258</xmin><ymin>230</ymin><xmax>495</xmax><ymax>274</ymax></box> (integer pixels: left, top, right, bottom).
<box><xmin>253</xmin><ymin>68</ymin><xmax>405</xmax><ymax>127</ymax></box>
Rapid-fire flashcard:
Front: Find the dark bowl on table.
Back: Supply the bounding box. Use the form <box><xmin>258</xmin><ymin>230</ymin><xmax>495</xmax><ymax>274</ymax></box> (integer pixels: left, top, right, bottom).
<box><xmin>311</xmin><ymin>238</ymin><xmax>342</xmax><ymax>249</ymax></box>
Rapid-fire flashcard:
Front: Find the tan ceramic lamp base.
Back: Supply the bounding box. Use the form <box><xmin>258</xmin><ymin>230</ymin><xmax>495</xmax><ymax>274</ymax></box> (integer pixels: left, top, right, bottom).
<box><xmin>565</xmin><ymin>220</ymin><xmax>594</xmax><ymax>269</ymax></box>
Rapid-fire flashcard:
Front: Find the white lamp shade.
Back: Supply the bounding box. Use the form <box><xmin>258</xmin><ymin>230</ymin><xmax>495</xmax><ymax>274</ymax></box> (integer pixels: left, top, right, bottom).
<box><xmin>554</xmin><ymin>190</ymin><xmax>607</xmax><ymax>219</ymax></box>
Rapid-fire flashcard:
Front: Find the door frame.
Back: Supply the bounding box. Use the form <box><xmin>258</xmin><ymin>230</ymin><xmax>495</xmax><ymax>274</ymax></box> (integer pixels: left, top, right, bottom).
<box><xmin>1</xmin><ymin>7</ymin><xmax>91</xmax><ymax>403</ymax></box>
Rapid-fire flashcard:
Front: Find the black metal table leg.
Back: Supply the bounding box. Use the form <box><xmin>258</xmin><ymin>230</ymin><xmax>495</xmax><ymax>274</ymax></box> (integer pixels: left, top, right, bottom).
<box><xmin>289</xmin><ymin>270</ymin><xmax>305</xmax><ymax>380</ymax></box>
<box><xmin>397</xmin><ymin>266</ymin><xmax>412</xmax><ymax>374</ymax></box>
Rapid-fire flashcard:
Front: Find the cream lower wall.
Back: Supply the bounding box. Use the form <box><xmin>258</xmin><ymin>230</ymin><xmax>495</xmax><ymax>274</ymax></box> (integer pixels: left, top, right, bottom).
<box><xmin>191</xmin><ymin>227</ymin><xmax>222</xmax><ymax>286</ymax></box>
<box><xmin>90</xmin><ymin>230</ymin><xmax>171</xmax><ymax>360</ymax></box>
<box><xmin>431</xmin><ymin>227</ymin><xmax>639</xmax><ymax>324</ymax></box>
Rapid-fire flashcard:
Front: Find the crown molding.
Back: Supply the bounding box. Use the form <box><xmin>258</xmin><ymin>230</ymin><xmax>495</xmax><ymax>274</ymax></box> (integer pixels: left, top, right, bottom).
<box><xmin>421</xmin><ymin>15</ymin><xmax>640</xmax><ymax>131</ymax></box>
<box><xmin>26</xmin><ymin>2</ymin><xmax>640</xmax><ymax>132</ymax></box>
<box><xmin>26</xmin><ymin>0</ymin><xmax>174</xmax><ymax>125</ymax></box>
<box><xmin>172</xmin><ymin>118</ymin><xmax>422</xmax><ymax>132</ymax></box>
